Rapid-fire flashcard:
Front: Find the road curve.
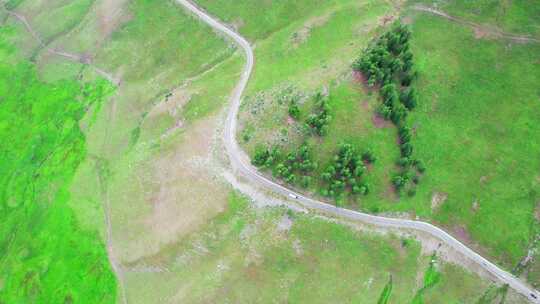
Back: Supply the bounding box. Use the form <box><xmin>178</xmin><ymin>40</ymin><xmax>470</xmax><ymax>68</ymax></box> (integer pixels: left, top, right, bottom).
<box><xmin>175</xmin><ymin>0</ymin><xmax>540</xmax><ymax>302</ymax></box>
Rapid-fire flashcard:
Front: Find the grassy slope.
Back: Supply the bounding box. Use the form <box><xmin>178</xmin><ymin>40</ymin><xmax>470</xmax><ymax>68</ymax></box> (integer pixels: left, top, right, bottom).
<box><xmin>404</xmin><ymin>11</ymin><xmax>540</xmax><ymax>267</ymax></box>
<box><xmin>196</xmin><ymin>0</ymin><xmax>540</xmax><ymax>271</ymax></box>
<box><xmin>233</xmin><ymin>0</ymin><xmax>394</xmax><ymax>156</ymax></box>
<box><xmin>96</xmin><ymin>0</ymin><xmax>235</xmax><ymax>84</ymax></box>
<box><xmin>410</xmin><ymin>0</ymin><xmax>540</xmax><ymax>39</ymax></box>
<box><xmin>320</xmin><ymin>4</ymin><xmax>540</xmax><ymax>271</ymax></box>
<box><xmin>196</xmin><ymin>0</ymin><xmax>355</xmax><ymax>41</ymax></box>
<box><xmin>246</xmin><ymin>1</ymin><xmax>391</xmax><ymax>94</ymax></box>
<box><xmin>1</xmin><ymin>0</ymin><xmax>241</xmax><ymax>301</ymax></box>
<box><xmin>87</xmin><ymin>0</ymin><xmax>237</xmax><ymax>158</ymax></box>
<box><xmin>89</xmin><ymin>0</ymin><xmax>240</xmax><ymax>263</ymax></box>
<box><xmin>20</xmin><ymin>0</ymin><xmax>96</xmax><ymax>43</ymax></box>
<box><xmin>0</xmin><ymin>26</ymin><xmax>116</xmax><ymax>302</ymax></box>
<box><xmin>1</xmin><ymin>0</ymin><xmax>536</xmax><ymax>302</ymax></box>
<box><xmin>124</xmin><ymin>192</ymin><xmax>526</xmax><ymax>303</ymax></box>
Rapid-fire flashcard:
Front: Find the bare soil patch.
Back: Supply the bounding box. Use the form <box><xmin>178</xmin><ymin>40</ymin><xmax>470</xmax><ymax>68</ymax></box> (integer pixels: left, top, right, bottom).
<box><xmin>453</xmin><ymin>225</ymin><xmax>473</xmax><ymax>244</ymax></box>
<box><xmin>472</xmin><ymin>199</ymin><xmax>479</xmax><ymax>213</ymax></box>
<box><xmin>473</xmin><ymin>27</ymin><xmax>494</xmax><ymax>40</ymax></box>
<box><xmin>430</xmin><ymin>191</ymin><xmax>448</xmax><ymax>212</ymax></box>
<box><xmin>230</xmin><ymin>18</ymin><xmax>245</xmax><ymax>32</ymax></box>
<box><xmin>290</xmin><ymin>11</ymin><xmax>332</xmax><ymax>48</ymax></box>
<box><xmin>535</xmin><ymin>201</ymin><xmax>540</xmax><ymax>222</ymax></box>
<box><xmin>276</xmin><ymin>214</ymin><xmax>293</xmax><ymax>232</ymax></box>
<box><xmin>151</xmin><ymin>87</ymin><xmax>192</xmax><ymax>120</ymax></box>
<box><xmin>379</xmin><ymin>14</ymin><xmax>397</xmax><ymax>27</ymax></box>
<box><xmin>97</xmin><ymin>0</ymin><xmax>132</xmax><ymax>42</ymax></box>
<box><xmin>372</xmin><ymin>114</ymin><xmax>390</xmax><ymax>129</ymax></box>
<box><xmin>113</xmin><ymin>116</ymin><xmax>229</xmax><ymax>264</ymax></box>
<box><xmin>352</xmin><ymin>70</ymin><xmax>369</xmax><ymax>88</ymax></box>
<box><xmin>360</xmin><ymin>97</ymin><xmax>369</xmax><ymax>108</ymax></box>
<box><xmin>383</xmin><ymin>182</ymin><xmax>400</xmax><ymax>201</ymax></box>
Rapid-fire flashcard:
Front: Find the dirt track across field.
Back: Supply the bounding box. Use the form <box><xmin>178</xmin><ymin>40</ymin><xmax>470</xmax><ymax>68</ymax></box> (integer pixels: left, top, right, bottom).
<box><xmin>412</xmin><ymin>4</ymin><xmax>540</xmax><ymax>44</ymax></box>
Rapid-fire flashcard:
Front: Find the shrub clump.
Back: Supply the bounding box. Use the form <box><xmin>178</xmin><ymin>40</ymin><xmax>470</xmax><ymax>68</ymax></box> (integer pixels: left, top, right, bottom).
<box><xmin>252</xmin><ymin>143</ymin><xmax>317</xmax><ymax>188</ymax></box>
<box><xmin>306</xmin><ymin>92</ymin><xmax>332</xmax><ymax>136</ymax></box>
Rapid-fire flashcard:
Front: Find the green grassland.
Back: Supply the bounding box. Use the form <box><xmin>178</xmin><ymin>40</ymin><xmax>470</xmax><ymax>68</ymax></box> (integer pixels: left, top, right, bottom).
<box><xmin>197</xmin><ymin>0</ymin><xmax>540</xmax><ymax>278</ymax></box>
<box><xmin>1</xmin><ymin>0</ymin><xmax>242</xmax><ymax>301</ymax></box>
<box><xmin>2</xmin><ymin>0</ymin><xmax>539</xmax><ymax>302</ymax></box>
<box><xmin>0</xmin><ymin>26</ymin><xmax>116</xmax><ymax>302</ymax></box>
<box><xmin>96</xmin><ymin>0</ymin><xmax>235</xmax><ymax>84</ymax></box>
<box><xmin>403</xmin><ymin>10</ymin><xmax>539</xmax><ymax>267</ymax></box>
<box><xmin>230</xmin><ymin>0</ymin><xmax>396</xmax><ymax>155</ymax></box>
<box><xmin>24</xmin><ymin>0</ymin><xmax>95</xmax><ymax>43</ymax></box>
<box><xmin>196</xmin><ymin>0</ymin><xmax>362</xmax><ymax>41</ymax></box>
<box><xmin>124</xmin><ymin>192</ymin><xmax>529</xmax><ymax>303</ymax></box>
<box><xmin>409</xmin><ymin>0</ymin><xmax>540</xmax><ymax>39</ymax></box>
<box><xmin>198</xmin><ymin>0</ymin><xmax>393</xmax><ymax>92</ymax></box>
<box><xmin>340</xmin><ymin>7</ymin><xmax>540</xmax><ymax>272</ymax></box>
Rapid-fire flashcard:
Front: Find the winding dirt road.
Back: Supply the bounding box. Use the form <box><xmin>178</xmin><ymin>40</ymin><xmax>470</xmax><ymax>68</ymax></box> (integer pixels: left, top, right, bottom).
<box><xmin>176</xmin><ymin>0</ymin><xmax>540</xmax><ymax>302</ymax></box>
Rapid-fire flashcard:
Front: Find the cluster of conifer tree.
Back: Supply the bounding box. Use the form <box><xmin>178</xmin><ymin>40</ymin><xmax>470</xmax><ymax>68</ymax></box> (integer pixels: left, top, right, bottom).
<box><xmin>320</xmin><ymin>143</ymin><xmax>375</xmax><ymax>198</ymax></box>
<box><xmin>252</xmin><ymin>143</ymin><xmax>317</xmax><ymax>188</ymax></box>
<box><xmin>353</xmin><ymin>21</ymin><xmax>424</xmax><ymax>196</ymax></box>
<box><xmin>252</xmin><ymin>85</ymin><xmax>381</xmax><ymax>200</ymax></box>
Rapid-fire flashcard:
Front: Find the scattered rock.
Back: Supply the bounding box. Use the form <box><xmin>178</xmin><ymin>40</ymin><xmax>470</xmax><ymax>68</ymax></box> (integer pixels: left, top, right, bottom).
<box><xmin>363</xmin><ymin>277</ymin><xmax>374</xmax><ymax>289</ymax></box>
<box><xmin>520</xmin><ymin>249</ymin><xmax>535</xmax><ymax>267</ymax></box>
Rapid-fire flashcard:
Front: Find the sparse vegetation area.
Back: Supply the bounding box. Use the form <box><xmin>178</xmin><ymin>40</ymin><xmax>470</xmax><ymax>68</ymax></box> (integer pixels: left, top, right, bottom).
<box><xmin>124</xmin><ymin>192</ymin><xmax>524</xmax><ymax>303</ymax></box>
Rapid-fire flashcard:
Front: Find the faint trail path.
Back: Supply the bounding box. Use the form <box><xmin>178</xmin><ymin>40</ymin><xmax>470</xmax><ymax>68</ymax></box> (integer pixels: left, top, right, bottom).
<box><xmin>4</xmin><ymin>9</ymin><xmax>121</xmax><ymax>85</ymax></box>
<box><xmin>176</xmin><ymin>0</ymin><xmax>540</xmax><ymax>302</ymax></box>
<box><xmin>100</xmin><ymin>170</ymin><xmax>128</xmax><ymax>304</ymax></box>
<box><xmin>412</xmin><ymin>4</ymin><xmax>540</xmax><ymax>43</ymax></box>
